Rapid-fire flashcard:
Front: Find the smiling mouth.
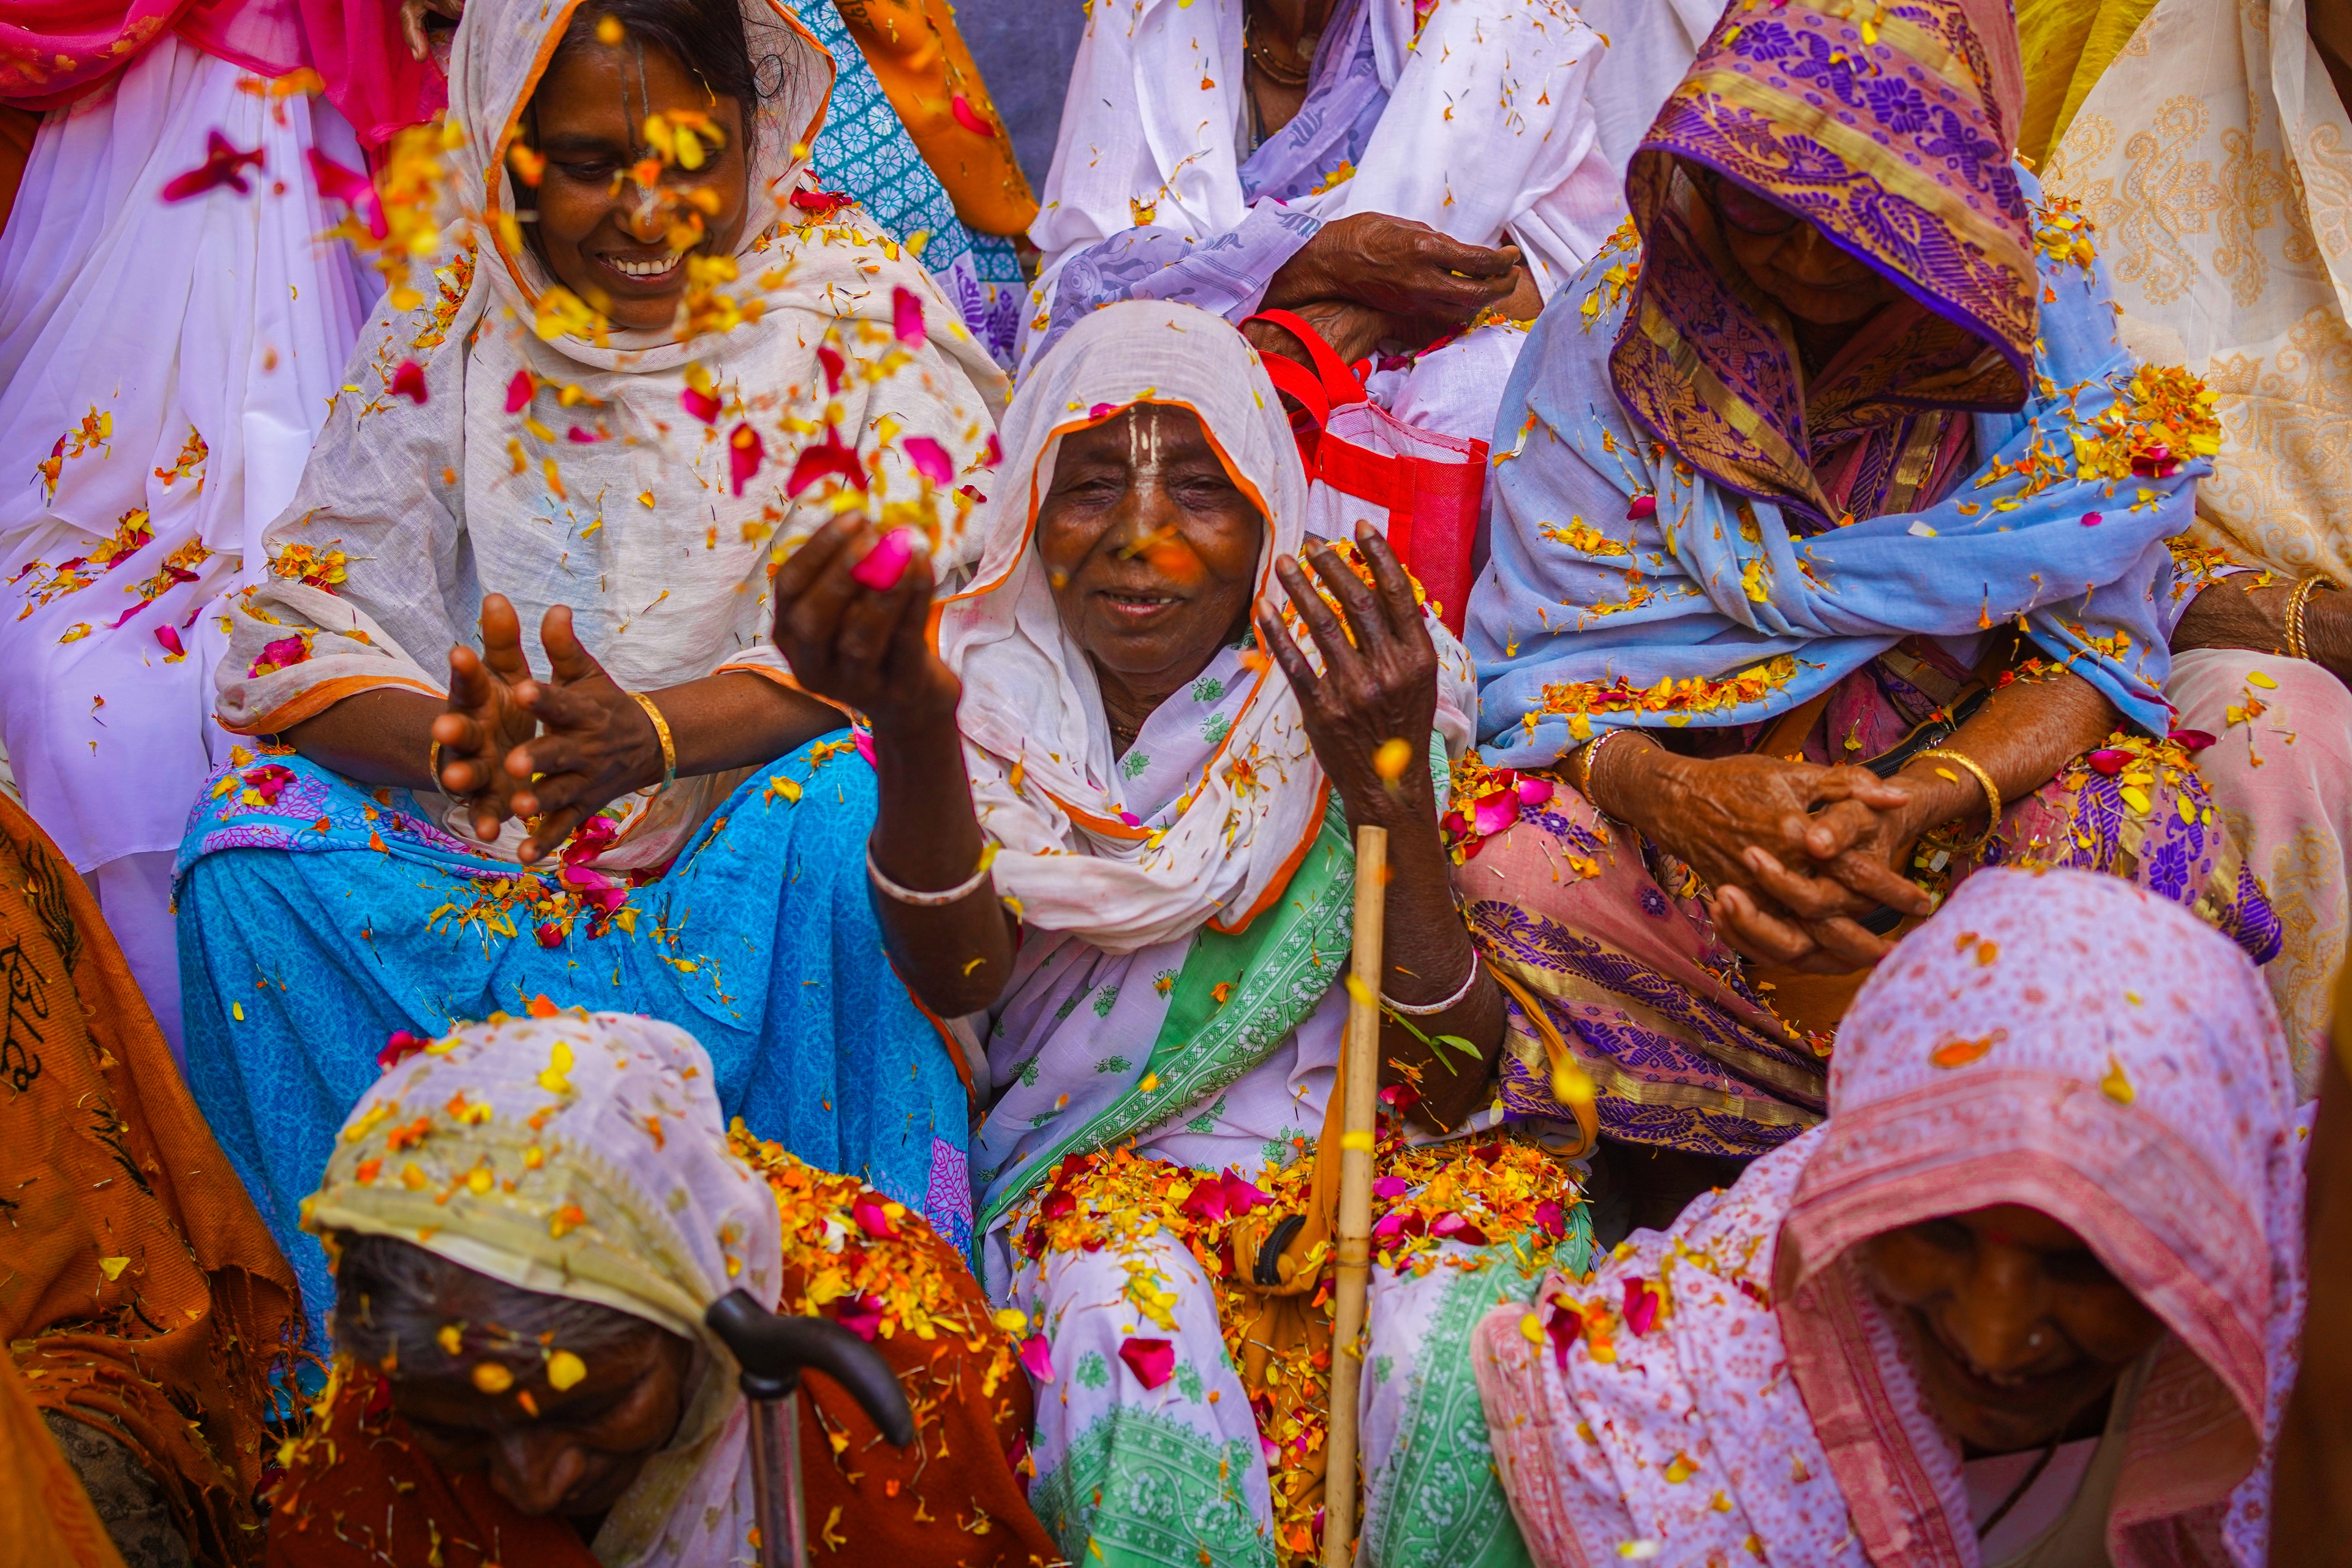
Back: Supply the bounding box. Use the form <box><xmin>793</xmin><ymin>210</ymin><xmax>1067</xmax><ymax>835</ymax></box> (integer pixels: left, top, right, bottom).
<box><xmin>598</xmin><ymin>252</ymin><xmax>684</xmax><ymax>286</ymax></box>
<box><xmin>1101</xmin><ymin>590</ymin><xmax>1183</xmax><ymax>620</ymax></box>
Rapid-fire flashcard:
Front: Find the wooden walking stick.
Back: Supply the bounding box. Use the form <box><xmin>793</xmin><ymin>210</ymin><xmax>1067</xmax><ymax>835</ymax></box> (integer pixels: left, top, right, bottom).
<box><xmin>1324</xmin><ymin>823</ymin><xmax>1387</xmax><ymax>1568</ymax></box>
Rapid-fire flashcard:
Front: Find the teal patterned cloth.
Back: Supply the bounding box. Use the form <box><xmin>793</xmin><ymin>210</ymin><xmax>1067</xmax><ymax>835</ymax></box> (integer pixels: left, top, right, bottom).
<box><xmin>799</xmin><ymin>0</ymin><xmax>1025</xmax><ymax>363</ymax></box>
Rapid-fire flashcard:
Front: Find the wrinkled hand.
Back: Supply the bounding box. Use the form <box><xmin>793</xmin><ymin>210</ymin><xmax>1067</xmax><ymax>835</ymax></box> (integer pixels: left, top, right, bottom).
<box><xmin>498</xmin><ymin>606</ymin><xmax>664</xmax><ymax>864</ymax></box>
<box><xmin>400</xmin><ymin>0</ymin><xmax>464</xmax><ymax>60</ymax></box>
<box><xmin>1264</xmin><ymin>214</ymin><xmax>1520</xmax><ymax>325</ymax></box>
<box><xmin>1257</xmin><ymin>525</ymin><xmax>1439</xmax><ymax>823</ymax></box>
<box><xmin>1616</xmin><ymin>750</ymin><xmax>1931</xmax><ymax>973</ymax></box>
<box><xmin>431</xmin><ymin>593</ymin><xmax>541</xmax><ymax>846</ymax></box>
<box><xmin>770</xmin><ymin>515</ymin><xmax>959</xmax><ymax>736</ymax></box>
<box><xmin>1242</xmin><ymin>298</ymin><xmax>1392</xmax><ymax>369</ymax></box>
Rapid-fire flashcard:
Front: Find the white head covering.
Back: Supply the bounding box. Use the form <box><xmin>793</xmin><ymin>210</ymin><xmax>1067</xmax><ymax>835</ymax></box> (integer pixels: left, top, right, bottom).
<box><xmin>941</xmin><ymin>299</ymin><xmax>1474</xmax><ymax>954</ymax></box>
<box><xmin>216</xmin><ymin>0</ymin><xmax>1005</xmax><ymax>869</ymax></box>
<box><xmin>310</xmin><ymin>1011</ymin><xmax>781</xmax><ymax>1567</ymax></box>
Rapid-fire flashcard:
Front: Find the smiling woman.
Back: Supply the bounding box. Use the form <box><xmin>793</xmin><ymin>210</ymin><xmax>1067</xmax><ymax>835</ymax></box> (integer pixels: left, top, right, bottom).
<box><xmin>769</xmin><ymin>301</ymin><xmax>1596</xmax><ymax>1568</ymax></box>
<box><xmin>170</xmin><ymin>0</ymin><xmax>1006</xmax><ymax>1346</ymax></box>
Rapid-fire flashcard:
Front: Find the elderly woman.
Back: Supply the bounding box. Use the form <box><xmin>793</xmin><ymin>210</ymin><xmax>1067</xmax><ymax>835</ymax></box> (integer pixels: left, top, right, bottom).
<box><xmin>1022</xmin><ymin>0</ymin><xmax>1634</xmax><ymax>439</ymax></box>
<box><xmin>175</xmin><ymin>0</ymin><xmax>1002</xmax><ymax>1329</ymax></box>
<box><xmin>771</xmin><ymin>300</ymin><xmax>1591</xmax><ymax>1567</ymax></box>
<box><xmin>265</xmin><ymin>1012</ymin><xmax>1055</xmax><ymax>1567</ymax></box>
<box><xmin>1458</xmin><ymin>0</ymin><xmax>2282</xmax><ymax>1227</ymax></box>
<box><xmin>1474</xmin><ymin>868</ymin><xmax>2305</xmax><ymax>1567</ymax></box>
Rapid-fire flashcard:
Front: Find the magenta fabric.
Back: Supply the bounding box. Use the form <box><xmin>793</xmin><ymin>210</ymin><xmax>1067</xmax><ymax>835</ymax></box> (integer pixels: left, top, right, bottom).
<box><xmin>2</xmin><ymin>0</ymin><xmax>442</xmax><ymax>149</ymax></box>
<box><xmin>1474</xmin><ymin>867</ymin><xmax>2305</xmax><ymax>1567</ymax></box>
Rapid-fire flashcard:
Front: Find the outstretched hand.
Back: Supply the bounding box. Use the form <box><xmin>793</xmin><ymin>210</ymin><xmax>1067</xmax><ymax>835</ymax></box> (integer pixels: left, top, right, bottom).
<box><xmin>769</xmin><ymin>514</ymin><xmax>959</xmax><ymax>736</ymax></box>
<box><xmin>1256</xmin><ymin>524</ymin><xmax>1440</xmax><ymax>822</ymax></box>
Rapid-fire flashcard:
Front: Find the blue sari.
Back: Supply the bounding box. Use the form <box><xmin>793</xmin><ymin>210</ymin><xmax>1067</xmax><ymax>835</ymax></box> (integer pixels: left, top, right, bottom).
<box><xmin>174</xmin><ymin>733</ymin><xmax>974</xmax><ymax>1332</ymax></box>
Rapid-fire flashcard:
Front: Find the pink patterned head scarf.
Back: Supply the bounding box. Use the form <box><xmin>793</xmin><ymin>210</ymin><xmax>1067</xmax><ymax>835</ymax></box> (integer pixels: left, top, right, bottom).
<box><xmin>1474</xmin><ymin>868</ymin><xmax>2305</xmax><ymax>1568</ymax></box>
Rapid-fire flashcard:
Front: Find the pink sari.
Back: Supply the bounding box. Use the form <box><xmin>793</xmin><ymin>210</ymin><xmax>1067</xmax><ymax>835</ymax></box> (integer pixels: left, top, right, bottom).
<box><xmin>1472</xmin><ymin>867</ymin><xmax>2305</xmax><ymax>1567</ymax></box>
<box><xmin>1</xmin><ymin>0</ymin><xmax>442</xmax><ymax>149</ymax></box>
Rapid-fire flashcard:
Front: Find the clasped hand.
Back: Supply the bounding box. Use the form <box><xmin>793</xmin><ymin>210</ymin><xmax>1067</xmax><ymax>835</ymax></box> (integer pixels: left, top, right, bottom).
<box><xmin>431</xmin><ymin>594</ymin><xmax>665</xmax><ymax>864</ymax></box>
<box><xmin>1251</xmin><ymin>214</ymin><xmax>1532</xmax><ymax>364</ymax></box>
<box><xmin>1617</xmin><ymin>750</ymin><xmax>1936</xmax><ymax>973</ymax></box>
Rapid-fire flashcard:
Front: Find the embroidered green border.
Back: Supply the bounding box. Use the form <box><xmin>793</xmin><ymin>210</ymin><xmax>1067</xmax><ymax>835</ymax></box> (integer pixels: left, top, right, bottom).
<box><xmin>978</xmin><ymin>799</ymin><xmax>1356</xmax><ymax>1233</ymax></box>
<box><xmin>1032</xmin><ymin>1406</ymin><xmax>1275</xmax><ymax>1568</ymax></box>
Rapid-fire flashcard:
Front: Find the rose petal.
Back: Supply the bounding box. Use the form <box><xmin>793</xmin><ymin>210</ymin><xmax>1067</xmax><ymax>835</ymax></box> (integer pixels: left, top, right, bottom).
<box><xmin>785</xmin><ymin>424</ymin><xmax>867</xmax><ymax>497</ymax></box>
<box><xmin>950</xmin><ymin>92</ymin><xmax>997</xmax><ymax>137</ymax></box>
<box><xmin>1219</xmin><ymin>1169</ymin><xmax>1272</xmax><ymax>1215</ymax></box>
<box><xmin>903</xmin><ymin>435</ymin><xmax>955</xmax><ymax>486</ymax></box>
<box><xmin>1626</xmin><ymin>494</ymin><xmax>1657</xmax><ymax>521</ymax></box>
<box><xmin>507</xmin><ymin>370</ymin><xmax>535</xmax><ymax>413</ymax></box>
<box><xmin>2168</xmin><ymin>728</ymin><xmax>2216</xmax><ymax>752</ymax></box>
<box><xmin>2081</xmin><ymin>511</ymin><xmax>2103</xmax><ymax>527</ymax></box>
<box><xmin>1018</xmin><ymin>1333</ymin><xmax>1054</xmax><ymax>1382</ymax></box>
<box><xmin>892</xmin><ymin>285</ymin><xmax>926</xmax><ymax>347</ymax></box>
<box><xmin>2086</xmin><ymin>748</ymin><xmax>2132</xmax><ymax>776</ymax></box>
<box><xmin>377</xmin><ymin>1030</ymin><xmax>430</xmax><ymax>1069</ymax></box>
<box><xmin>1516</xmin><ymin>775</ymin><xmax>1555</xmax><ymax>807</ymax></box>
<box><xmin>727</xmin><ymin>423</ymin><xmax>764</xmax><ymax>496</ymax></box>
<box><xmin>817</xmin><ymin>346</ymin><xmax>845</xmax><ymax>395</ymax></box>
<box><xmin>1118</xmin><ymin>1336</ymin><xmax>1175</xmax><ymax>1390</ymax></box>
<box><xmin>390</xmin><ymin>360</ymin><xmax>428</xmax><ymax>404</ymax></box>
<box><xmin>850</xmin><ymin>529</ymin><xmax>917</xmax><ymax>592</ymax></box>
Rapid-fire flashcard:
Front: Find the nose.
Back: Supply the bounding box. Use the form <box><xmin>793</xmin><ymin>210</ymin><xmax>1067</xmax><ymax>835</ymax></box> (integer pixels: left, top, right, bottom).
<box><xmin>488</xmin><ymin>1428</ymin><xmax>590</xmax><ymax>1516</ymax></box>
<box><xmin>1942</xmin><ymin>1245</ymin><xmax>2056</xmax><ymax>1380</ymax></box>
<box><xmin>618</xmin><ymin>186</ymin><xmax>669</xmax><ymax>246</ymax></box>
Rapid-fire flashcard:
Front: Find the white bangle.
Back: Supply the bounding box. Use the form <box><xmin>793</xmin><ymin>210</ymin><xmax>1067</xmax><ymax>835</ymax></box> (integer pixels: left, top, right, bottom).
<box><xmin>865</xmin><ymin>842</ymin><xmax>993</xmax><ymax>907</ymax></box>
<box><xmin>1382</xmin><ymin>951</ymin><xmax>1480</xmax><ymax>1016</ymax></box>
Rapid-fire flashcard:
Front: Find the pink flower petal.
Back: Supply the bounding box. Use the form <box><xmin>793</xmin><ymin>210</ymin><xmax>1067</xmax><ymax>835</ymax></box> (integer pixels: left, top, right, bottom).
<box><xmin>1371</xmin><ymin>1175</ymin><xmax>1410</xmax><ymax>1199</ymax></box>
<box><xmin>849</xmin><ymin>529</ymin><xmax>917</xmax><ymax>591</ymax></box>
<box><xmin>1626</xmin><ymin>494</ymin><xmax>1657</xmax><ymax>521</ymax></box>
<box><xmin>1118</xmin><ymin>1336</ymin><xmax>1175</xmax><ymax>1390</ymax></box>
<box><xmin>535</xmin><ymin>921</ymin><xmax>564</xmax><ymax>948</ymax></box>
<box><xmin>154</xmin><ymin>625</ymin><xmax>185</xmax><ymax>658</ymax></box>
<box><xmin>728</xmin><ymin>423</ymin><xmax>764</xmax><ymax>496</ymax></box>
<box><xmin>852</xmin><ymin>1198</ymin><xmax>895</xmax><ymax>1239</ymax></box>
<box><xmin>1534</xmin><ymin>1199</ymin><xmax>1567</xmax><ymax>1238</ymax></box>
<box><xmin>834</xmin><ymin>1294</ymin><xmax>884</xmax><ymax>1341</ymax></box>
<box><xmin>164</xmin><ymin>130</ymin><xmax>265</xmax><ymax>203</ymax></box>
<box><xmin>818</xmin><ymin>346</ymin><xmax>845</xmax><ymax>394</ymax></box>
<box><xmin>2168</xmin><ymin>728</ymin><xmax>2216</xmax><ymax>752</ymax></box>
<box><xmin>950</xmin><ymin>92</ymin><xmax>997</xmax><ymax>137</ymax></box>
<box><xmin>978</xmin><ymin>431</ymin><xmax>1002</xmax><ymax>470</ymax></box>
<box><xmin>903</xmin><ymin>435</ymin><xmax>954</xmax><ymax>486</ymax></box>
<box><xmin>390</xmin><ymin>360</ymin><xmax>428</xmax><ymax>404</ymax></box>
<box><xmin>507</xmin><ymin>370</ymin><xmax>535</xmax><ymax>414</ymax></box>
<box><xmin>304</xmin><ymin>147</ymin><xmax>381</xmax><ymax>235</ymax></box>
<box><xmin>1515</xmin><ymin>775</ymin><xmax>1554</xmax><ymax>807</ymax></box>
<box><xmin>377</xmin><ymin>1030</ymin><xmax>431</xmax><ymax>1069</ymax></box>
<box><xmin>1471</xmin><ymin>794</ymin><xmax>1520</xmax><ymax>837</ymax></box>
<box><xmin>2080</xmin><ymin>511</ymin><xmax>2103</xmax><ymax>527</ymax></box>
<box><xmin>680</xmin><ymin>385</ymin><xmax>722</xmax><ymax>424</ymax></box>
<box><xmin>1219</xmin><ymin>1169</ymin><xmax>1272</xmax><ymax>1215</ymax></box>
<box><xmin>2086</xmin><ymin>748</ymin><xmax>2132</xmax><ymax>776</ymax></box>
<box><xmin>566</xmin><ymin>425</ymin><xmax>605</xmax><ymax>443</ymax></box>
<box><xmin>1018</xmin><ymin>1333</ymin><xmax>1054</xmax><ymax>1382</ymax></box>
<box><xmin>854</xmin><ymin>729</ymin><xmax>876</xmax><ymax>767</ymax></box>
<box><xmin>1622</xmin><ymin>1278</ymin><xmax>1659</xmax><ymax>1337</ymax></box>
<box><xmin>892</xmin><ymin>285</ymin><xmax>926</xmax><ymax>348</ymax></box>
<box><xmin>1180</xmin><ymin>1180</ymin><xmax>1228</xmax><ymax>1224</ymax></box>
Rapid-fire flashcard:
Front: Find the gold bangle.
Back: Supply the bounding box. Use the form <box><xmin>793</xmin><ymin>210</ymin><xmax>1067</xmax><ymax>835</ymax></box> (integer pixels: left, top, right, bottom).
<box><xmin>1574</xmin><ymin>727</ymin><xmax>1637</xmax><ymax>804</ymax></box>
<box><xmin>1914</xmin><ymin>748</ymin><xmax>2001</xmax><ymax>858</ymax></box>
<box><xmin>2285</xmin><ymin>573</ymin><xmax>2332</xmax><ymax>662</ymax></box>
<box><xmin>426</xmin><ymin>737</ymin><xmax>445</xmax><ymax>791</ymax></box>
<box><xmin>629</xmin><ymin>691</ymin><xmax>677</xmax><ymax>787</ymax></box>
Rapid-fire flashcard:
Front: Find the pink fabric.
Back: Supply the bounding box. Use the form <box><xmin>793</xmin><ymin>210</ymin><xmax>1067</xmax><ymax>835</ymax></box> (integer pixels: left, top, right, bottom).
<box><xmin>1474</xmin><ymin>867</ymin><xmax>2305</xmax><ymax>1568</ymax></box>
<box><xmin>2</xmin><ymin>0</ymin><xmax>442</xmax><ymax>149</ymax></box>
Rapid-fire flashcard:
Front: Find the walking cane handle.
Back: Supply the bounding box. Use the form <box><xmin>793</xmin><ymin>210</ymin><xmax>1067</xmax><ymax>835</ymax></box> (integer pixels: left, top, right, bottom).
<box><xmin>704</xmin><ymin>1289</ymin><xmax>917</xmax><ymax>1446</ymax></box>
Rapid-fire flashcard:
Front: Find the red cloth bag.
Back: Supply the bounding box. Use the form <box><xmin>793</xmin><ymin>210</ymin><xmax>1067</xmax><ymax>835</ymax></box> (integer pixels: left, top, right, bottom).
<box><xmin>1243</xmin><ymin>308</ymin><xmax>1487</xmax><ymax>636</ymax></box>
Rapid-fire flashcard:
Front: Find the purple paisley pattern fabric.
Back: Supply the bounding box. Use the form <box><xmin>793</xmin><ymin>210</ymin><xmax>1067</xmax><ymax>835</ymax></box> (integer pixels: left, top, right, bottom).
<box><xmin>1613</xmin><ymin>0</ymin><xmax>2035</xmax><ymax>526</ymax></box>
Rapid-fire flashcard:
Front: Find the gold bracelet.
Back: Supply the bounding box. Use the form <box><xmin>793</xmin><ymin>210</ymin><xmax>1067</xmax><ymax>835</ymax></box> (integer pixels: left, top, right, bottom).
<box><xmin>2285</xmin><ymin>573</ymin><xmax>2333</xmax><ymax>662</ymax></box>
<box><xmin>426</xmin><ymin>737</ymin><xmax>445</xmax><ymax>791</ymax></box>
<box><xmin>629</xmin><ymin>691</ymin><xmax>677</xmax><ymax>787</ymax></box>
<box><xmin>1574</xmin><ymin>727</ymin><xmax>1640</xmax><ymax>804</ymax></box>
<box><xmin>1914</xmin><ymin>748</ymin><xmax>2001</xmax><ymax>858</ymax></box>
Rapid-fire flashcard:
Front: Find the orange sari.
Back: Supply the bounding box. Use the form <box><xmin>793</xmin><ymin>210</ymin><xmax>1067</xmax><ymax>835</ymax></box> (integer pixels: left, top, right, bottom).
<box><xmin>0</xmin><ymin>794</ymin><xmax>303</xmax><ymax>1567</ymax></box>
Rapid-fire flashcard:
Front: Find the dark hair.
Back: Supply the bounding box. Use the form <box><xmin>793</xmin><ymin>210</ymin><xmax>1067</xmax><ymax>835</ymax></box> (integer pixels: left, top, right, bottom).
<box><xmin>545</xmin><ymin>0</ymin><xmax>791</xmax><ymax>126</ymax></box>
<box><xmin>331</xmin><ymin>1231</ymin><xmax>678</xmax><ymax>1376</ymax></box>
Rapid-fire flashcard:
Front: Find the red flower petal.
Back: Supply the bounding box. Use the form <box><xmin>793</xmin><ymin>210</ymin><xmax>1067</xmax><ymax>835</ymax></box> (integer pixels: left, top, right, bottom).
<box><xmin>154</xmin><ymin>625</ymin><xmax>185</xmax><ymax>658</ymax></box>
<box><xmin>818</xmin><ymin>345</ymin><xmax>845</xmax><ymax>394</ymax></box>
<box><xmin>1118</xmin><ymin>1336</ymin><xmax>1174</xmax><ymax>1390</ymax></box>
<box><xmin>377</xmin><ymin>1030</ymin><xmax>431</xmax><ymax>1069</ymax></box>
<box><xmin>902</xmin><ymin>435</ymin><xmax>954</xmax><ymax>486</ymax></box>
<box><xmin>680</xmin><ymin>385</ymin><xmax>722</xmax><ymax>424</ymax></box>
<box><xmin>390</xmin><ymin>360</ymin><xmax>428</xmax><ymax>404</ymax></box>
<box><xmin>164</xmin><ymin>130</ymin><xmax>265</xmax><ymax>202</ymax></box>
<box><xmin>1018</xmin><ymin>1333</ymin><xmax>1054</xmax><ymax>1382</ymax></box>
<box><xmin>506</xmin><ymin>370</ymin><xmax>535</xmax><ymax>414</ymax></box>
<box><xmin>728</xmin><ymin>422</ymin><xmax>764</xmax><ymax>496</ymax></box>
<box><xmin>785</xmin><ymin>424</ymin><xmax>867</xmax><ymax>497</ymax></box>
<box><xmin>1626</xmin><ymin>494</ymin><xmax>1657</xmax><ymax>521</ymax></box>
<box><xmin>304</xmin><ymin>148</ymin><xmax>383</xmax><ymax>235</ymax></box>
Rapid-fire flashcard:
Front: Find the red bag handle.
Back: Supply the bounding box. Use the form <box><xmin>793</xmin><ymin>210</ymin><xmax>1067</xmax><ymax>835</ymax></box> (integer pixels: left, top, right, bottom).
<box><xmin>1242</xmin><ymin>309</ymin><xmax>1368</xmax><ymax>411</ymax></box>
